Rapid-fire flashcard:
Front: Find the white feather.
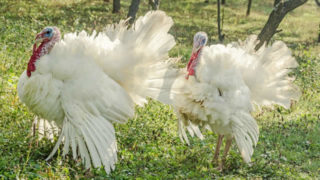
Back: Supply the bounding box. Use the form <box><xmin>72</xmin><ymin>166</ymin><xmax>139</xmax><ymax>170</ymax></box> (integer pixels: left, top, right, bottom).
<box><xmin>18</xmin><ymin>11</ymin><xmax>178</xmax><ymax>173</ymax></box>
<box><xmin>30</xmin><ymin>117</ymin><xmax>59</xmax><ymax>141</ymax></box>
<box><xmin>229</xmin><ymin>35</ymin><xmax>300</xmax><ymax>108</ymax></box>
<box><xmin>173</xmin><ymin>35</ymin><xmax>300</xmax><ymax>163</ymax></box>
<box><xmin>102</xmin><ymin>11</ymin><xmax>179</xmax><ymax>105</ymax></box>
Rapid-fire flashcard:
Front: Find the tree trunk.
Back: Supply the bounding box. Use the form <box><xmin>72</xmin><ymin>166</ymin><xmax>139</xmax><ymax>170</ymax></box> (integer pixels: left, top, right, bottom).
<box><xmin>112</xmin><ymin>0</ymin><xmax>120</xmax><ymax>13</ymax></box>
<box><xmin>217</xmin><ymin>0</ymin><xmax>224</xmax><ymax>42</ymax></box>
<box><xmin>149</xmin><ymin>0</ymin><xmax>160</xmax><ymax>10</ymax></box>
<box><xmin>255</xmin><ymin>0</ymin><xmax>308</xmax><ymax>50</ymax></box>
<box><xmin>127</xmin><ymin>0</ymin><xmax>140</xmax><ymax>24</ymax></box>
<box><xmin>316</xmin><ymin>0</ymin><xmax>320</xmax><ymax>42</ymax></box>
<box><xmin>222</xmin><ymin>0</ymin><xmax>226</xmax><ymax>5</ymax></box>
<box><xmin>246</xmin><ymin>0</ymin><xmax>252</xmax><ymax>16</ymax></box>
<box><xmin>274</xmin><ymin>0</ymin><xmax>281</xmax><ymax>7</ymax></box>
<box><xmin>318</xmin><ymin>24</ymin><xmax>320</xmax><ymax>43</ymax></box>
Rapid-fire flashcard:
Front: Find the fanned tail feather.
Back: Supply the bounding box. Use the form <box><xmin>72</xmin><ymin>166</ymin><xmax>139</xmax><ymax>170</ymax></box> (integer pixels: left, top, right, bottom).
<box><xmin>103</xmin><ymin>11</ymin><xmax>179</xmax><ymax>105</ymax></box>
<box><xmin>232</xmin><ymin>35</ymin><xmax>301</xmax><ymax>108</ymax></box>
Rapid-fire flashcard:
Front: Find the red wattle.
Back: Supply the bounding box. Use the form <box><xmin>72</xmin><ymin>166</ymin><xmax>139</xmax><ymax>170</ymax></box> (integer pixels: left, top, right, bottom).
<box><xmin>27</xmin><ymin>42</ymin><xmax>46</xmax><ymax>77</ymax></box>
<box><xmin>186</xmin><ymin>48</ymin><xmax>201</xmax><ymax>79</ymax></box>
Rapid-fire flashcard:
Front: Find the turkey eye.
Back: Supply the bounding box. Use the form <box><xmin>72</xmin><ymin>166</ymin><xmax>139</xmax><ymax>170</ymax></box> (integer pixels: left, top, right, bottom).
<box><xmin>46</xmin><ymin>31</ymin><xmax>50</xmax><ymax>34</ymax></box>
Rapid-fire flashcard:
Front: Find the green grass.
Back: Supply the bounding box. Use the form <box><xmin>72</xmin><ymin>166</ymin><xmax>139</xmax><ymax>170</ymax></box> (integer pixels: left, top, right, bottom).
<box><xmin>1</xmin><ymin>0</ymin><xmax>320</xmax><ymax>179</ymax></box>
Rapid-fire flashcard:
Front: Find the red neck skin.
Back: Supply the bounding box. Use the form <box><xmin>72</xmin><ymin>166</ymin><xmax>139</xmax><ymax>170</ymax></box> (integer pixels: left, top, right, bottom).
<box><xmin>186</xmin><ymin>48</ymin><xmax>202</xmax><ymax>80</ymax></box>
<box><xmin>26</xmin><ymin>40</ymin><xmax>49</xmax><ymax>77</ymax></box>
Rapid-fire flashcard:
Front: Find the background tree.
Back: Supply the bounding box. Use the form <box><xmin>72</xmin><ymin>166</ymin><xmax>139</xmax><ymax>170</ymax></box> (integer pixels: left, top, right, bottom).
<box><xmin>246</xmin><ymin>0</ymin><xmax>252</xmax><ymax>16</ymax></box>
<box><xmin>217</xmin><ymin>0</ymin><xmax>224</xmax><ymax>42</ymax></box>
<box><xmin>255</xmin><ymin>0</ymin><xmax>308</xmax><ymax>50</ymax></box>
<box><xmin>274</xmin><ymin>0</ymin><xmax>281</xmax><ymax>6</ymax></box>
<box><xmin>128</xmin><ymin>0</ymin><xmax>141</xmax><ymax>24</ymax></box>
<box><xmin>317</xmin><ymin>0</ymin><xmax>320</xmax><ymax>42</ymax></box>
<box><xmin>318</xmin><ymin>24</ymin><xmax>320</xmax><ymax>43</ymax></box>
<box><xmin>149</xmin><ymin>0</ymin><xmax>160</xmax><ymax>10</ymax></box>
<box><xmin>205</xmin><ymin>0</ymin><xmax>226</xmax><ymax>4</ymax></box>
<box><xmin>113</xmin><ymin>0</ymin><xmax>121</xmax><ymax>13</ymax></box>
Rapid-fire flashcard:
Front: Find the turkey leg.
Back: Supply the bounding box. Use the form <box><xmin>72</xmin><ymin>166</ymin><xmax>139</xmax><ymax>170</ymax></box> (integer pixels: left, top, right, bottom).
<box><xmin>213</xmin><ymin>134</ymin><xmax>224</xmax><ymax>163</ymax></box>
<box><xmin>219</xmin><ymin>138</ymin><xmax>232</xmax><ymax>170</ymax></box>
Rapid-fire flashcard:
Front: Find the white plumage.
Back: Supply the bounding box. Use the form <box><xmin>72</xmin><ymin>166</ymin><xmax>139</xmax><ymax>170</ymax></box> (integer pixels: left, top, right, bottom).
<box><xmin>17</xmin><ymin>11</ymin><xmax>178</xmax><ymax>173</ymax></box>
<box><xmin>173</xmin><ymin>32</ymin><xmax>300</xmax><ymax>167</ymax></box>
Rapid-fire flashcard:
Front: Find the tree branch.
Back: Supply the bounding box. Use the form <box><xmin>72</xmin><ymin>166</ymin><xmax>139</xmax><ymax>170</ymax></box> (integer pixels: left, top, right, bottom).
<box><xmin>255</xmin><ymin>0</ymin><xmax>308</xmax><ymax>50</ymax></box>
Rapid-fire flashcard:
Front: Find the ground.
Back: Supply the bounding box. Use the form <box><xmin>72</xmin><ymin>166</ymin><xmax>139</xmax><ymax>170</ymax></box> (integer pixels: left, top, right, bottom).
<box><xmin>0</xmin><ymin>0</ymin><xmax>319</xmax><ymax>179</ymax></box>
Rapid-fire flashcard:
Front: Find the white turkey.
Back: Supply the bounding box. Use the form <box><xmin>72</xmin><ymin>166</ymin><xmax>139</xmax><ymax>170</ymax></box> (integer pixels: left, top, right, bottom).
<box><xmin>172</xmin><ymin>32</ymin><xmax>300</xmax><ymax>169</ymax></box>
<box><xmin>17</xmin><ymin>11</ymin><xmax>178</xmax><ymax>173</ymax></box>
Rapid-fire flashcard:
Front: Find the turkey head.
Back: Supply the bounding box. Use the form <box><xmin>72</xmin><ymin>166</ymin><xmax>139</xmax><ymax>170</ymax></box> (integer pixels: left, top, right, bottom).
<box><xmin>27</xmin><ymin>27</ymin><xmax>61</xmax><ymax>77</ymax></box>
<box><xmin>186</xmin><ymin>32</ymin><xmax>208</xmax><ymax>79</ymax></box>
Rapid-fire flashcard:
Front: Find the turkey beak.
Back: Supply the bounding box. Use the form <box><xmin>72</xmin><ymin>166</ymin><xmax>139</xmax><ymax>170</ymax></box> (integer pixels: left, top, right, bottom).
<box><xmin>192</xmin><ymin>45</ymin><xmax>198</xmax><ymax>53</ymax></box>
<box><xmin>35</xmin><ymin>33</ymin><xmax>44</xmax><ymax>43</ymax></box>
<box><xmin>192</xmin><ymin>42</ymin><xmax>202</xmax><ymax>53</ymax></box>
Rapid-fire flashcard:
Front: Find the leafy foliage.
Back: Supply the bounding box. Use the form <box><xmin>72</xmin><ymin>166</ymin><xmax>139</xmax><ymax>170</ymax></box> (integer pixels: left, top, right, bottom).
<box><xmin>0</xmin><ymin>0</ymin><xmax>319</xmax><ymax>178</ymax></box>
